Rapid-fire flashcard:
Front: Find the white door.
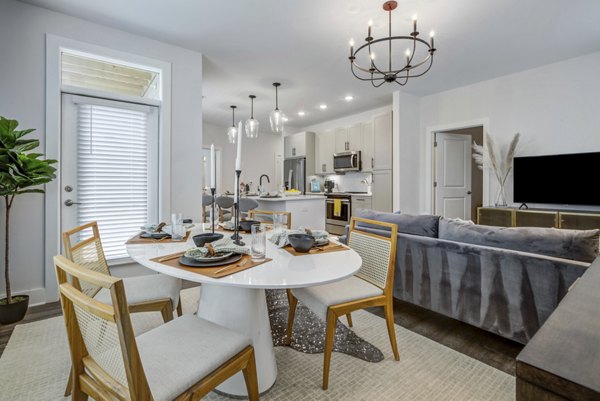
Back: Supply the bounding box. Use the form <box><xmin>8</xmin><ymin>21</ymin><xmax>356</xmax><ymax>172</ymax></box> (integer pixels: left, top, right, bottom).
<box><xmin>434</xmin><ymin>132</ymin><xmax>472</xmax><ymax>220</ymax></box>
<box><xmin>61</xmin><ymin>94</ymin><xmax>159</xmax><ymax>263</ymax></box>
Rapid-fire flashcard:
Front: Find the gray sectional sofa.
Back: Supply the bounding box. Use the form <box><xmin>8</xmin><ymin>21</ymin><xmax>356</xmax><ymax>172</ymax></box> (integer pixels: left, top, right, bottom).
<box><xmin>342</xmin><ymin>210</ymin><xmax>600</xmax><ymax>344</ymax></box>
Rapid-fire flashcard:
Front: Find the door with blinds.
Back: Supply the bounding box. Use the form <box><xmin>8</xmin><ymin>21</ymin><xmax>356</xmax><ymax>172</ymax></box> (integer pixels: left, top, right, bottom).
<box><xmin>61</xmin><ymin>94</ymin><xmax>159</xmax><ymax>263</ymax></box>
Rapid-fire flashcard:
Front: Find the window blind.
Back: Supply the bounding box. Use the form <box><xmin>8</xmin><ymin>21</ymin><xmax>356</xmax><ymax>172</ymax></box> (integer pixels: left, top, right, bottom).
<box><xmin>76</xmin><ymin>103</ymin><xmax>157</xmax><ymax>261</ymax></box>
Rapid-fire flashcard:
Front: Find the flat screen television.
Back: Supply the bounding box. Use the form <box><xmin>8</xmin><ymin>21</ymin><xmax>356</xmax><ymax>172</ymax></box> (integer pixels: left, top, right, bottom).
<box><xmin>513</xmin><ymin>151</ymin><xmax>600</xmax><ymax>206</ymax></box>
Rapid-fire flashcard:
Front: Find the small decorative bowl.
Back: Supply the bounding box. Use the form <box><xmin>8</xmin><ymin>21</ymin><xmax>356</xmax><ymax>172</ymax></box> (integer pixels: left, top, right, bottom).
<box><xmin>193</xmin><ymin>233</ymin><xmax>224</xmax><ymax>247</ymax></box>
<box><xmin>287</xmin><ymin>234</ymin><xmax>315</xmax><ymax>253</ymax></box>
<box><xmin>239</xmin><ymin>220</ymin><xmax>260</xmax><ymax>233</ymax></box>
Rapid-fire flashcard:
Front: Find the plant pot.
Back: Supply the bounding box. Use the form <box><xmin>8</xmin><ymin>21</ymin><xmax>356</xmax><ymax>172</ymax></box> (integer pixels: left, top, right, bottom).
<box><xmin>0</xmin><ymin>295</ymin><xmax>29</xmax><ymax>324</ymax></box>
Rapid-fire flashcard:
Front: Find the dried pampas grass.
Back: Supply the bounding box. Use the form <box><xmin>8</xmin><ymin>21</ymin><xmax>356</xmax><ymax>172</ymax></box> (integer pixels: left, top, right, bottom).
<box><xmin>472</xmin><ymin>132</ymin><xmax>521</xmax><ymax>187</ymax></box>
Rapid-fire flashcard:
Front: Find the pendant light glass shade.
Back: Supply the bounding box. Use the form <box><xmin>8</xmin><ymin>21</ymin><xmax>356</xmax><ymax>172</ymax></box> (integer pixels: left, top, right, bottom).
<box><xmin>227</xmin><ymin>105</ymin><xmax>237</xmax><ymax>144</ymax></box>
<box><xmin>245</xmin><ymin>95</ymin><xmax>259</xmax><ymax>138</ymax></box>
<box><xmin>269</xmin><ymin>82</ymin><xmax>284</xmax><ymax>133</ymax></box>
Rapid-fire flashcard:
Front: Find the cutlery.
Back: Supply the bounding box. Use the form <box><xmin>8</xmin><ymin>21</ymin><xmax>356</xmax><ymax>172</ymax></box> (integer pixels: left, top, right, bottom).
<box><xmin>157</xmin><ymin>252</ymin><xmax>185</xmax><ymax>262</ymax></box>
<box><xmin>214</xmin><ymin>257</ymin><xmax>249</xmax><ymax>274</ymax></box>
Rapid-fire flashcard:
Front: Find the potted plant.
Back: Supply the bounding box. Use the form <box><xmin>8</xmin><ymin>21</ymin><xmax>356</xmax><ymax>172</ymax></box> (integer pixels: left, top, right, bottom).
<box><xmin>0</xmin><ymin>117</ymin><xmax>57</xmax><ymax>324</ymax></box>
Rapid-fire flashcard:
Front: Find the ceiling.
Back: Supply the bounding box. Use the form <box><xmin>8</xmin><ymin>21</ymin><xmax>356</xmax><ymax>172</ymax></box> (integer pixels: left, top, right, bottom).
<box><xmin>19</xmin><ymin>0</ymin><xmax>600</xmax><ymax>129</ymax></box>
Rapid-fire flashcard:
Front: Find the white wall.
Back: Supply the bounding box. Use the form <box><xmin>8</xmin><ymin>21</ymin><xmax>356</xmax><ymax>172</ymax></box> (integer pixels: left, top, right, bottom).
<box><xmin>414</xmin><ymin>51</ymin><xmax>600</xmax><ymax>214</ymax></box>
<box><xmin>203</xmin><ymin>122</ymin><xmax>285</xmax><ymax>194</ymax></box>
<box><xmin>0</xmin><ymin>0</ymin><xmax>203</xmax><ymax>304</ymax></box>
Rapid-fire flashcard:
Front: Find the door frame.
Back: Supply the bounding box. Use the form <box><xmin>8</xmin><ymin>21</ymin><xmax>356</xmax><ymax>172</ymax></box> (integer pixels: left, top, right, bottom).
<box><xmin>44</xmin><ymin>35</ymin><xmax>172</xmax><ymax>303</ymax></box>
<box><xmin>424</xmin><ymin>118</ymin><xmax>490</xmax><ymax>215</ymax></box>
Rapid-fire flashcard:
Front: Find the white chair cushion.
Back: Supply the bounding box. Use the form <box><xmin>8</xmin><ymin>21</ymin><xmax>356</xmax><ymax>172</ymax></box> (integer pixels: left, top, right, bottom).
<box><xmin>136</xmin><ymin>314</ymin><xmax>251</xmax><ymax>401</ymax></box>
<box><xmin>94</xmin><ymin>274</ymin><xmax>182</xmax><ymax>307</ymax></box>
<box><xmin>291</xmin><ymin>276</ymin><xmax>383</xmax><ymax>321</ymax></box>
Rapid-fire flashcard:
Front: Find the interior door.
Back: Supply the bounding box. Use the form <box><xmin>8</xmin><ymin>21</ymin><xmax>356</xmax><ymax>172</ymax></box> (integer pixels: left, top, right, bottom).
<box><xmin>434</xmin><ymin>132</ymin><xmax>472</xmax><ymax>220</ymax></box>
<box><xmin>61</xmin><ymin>94</ymin><xmax>159</xmax><ymax>263</ymax></box>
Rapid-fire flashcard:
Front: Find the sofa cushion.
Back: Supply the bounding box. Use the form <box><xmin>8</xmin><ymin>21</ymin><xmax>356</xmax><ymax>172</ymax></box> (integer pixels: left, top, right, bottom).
<box><xmin>438</xmin><ymin>217</ymin><xmax>600</xmax><ymax>263</ymax></box>
<box><xmin>354</xmin><ymin>209</ymin><xmax>440</xmax><ymax>238</ymax></box>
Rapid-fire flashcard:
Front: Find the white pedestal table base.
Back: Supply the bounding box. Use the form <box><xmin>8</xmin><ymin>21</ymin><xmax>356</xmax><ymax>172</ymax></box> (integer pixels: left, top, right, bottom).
<box><xmin>196</xmin><ymin>284</ymin><xmax>277</xmax><ymax>396</ymax></box>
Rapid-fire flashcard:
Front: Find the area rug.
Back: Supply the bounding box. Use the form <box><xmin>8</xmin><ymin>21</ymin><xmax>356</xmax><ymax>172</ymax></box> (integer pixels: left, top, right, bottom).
<box><xmin>0</xmin><ymin>288</ymin><xmax>515</xmax><ymax>401</ymax></box>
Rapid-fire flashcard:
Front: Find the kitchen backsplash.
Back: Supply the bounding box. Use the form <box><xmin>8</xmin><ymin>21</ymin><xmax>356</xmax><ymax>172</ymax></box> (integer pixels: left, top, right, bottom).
<box><xmin>308</xmin><ymin>172</ymin><xmax>372</xmax><ymax>193</ymax></box>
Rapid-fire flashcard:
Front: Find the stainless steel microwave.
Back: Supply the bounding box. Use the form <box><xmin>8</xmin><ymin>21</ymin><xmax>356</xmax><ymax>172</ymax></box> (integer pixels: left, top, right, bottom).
<box><xmin>333</xmin><ymin>151</ymin><xmax>361</xmax><ymax>173</ymax></box>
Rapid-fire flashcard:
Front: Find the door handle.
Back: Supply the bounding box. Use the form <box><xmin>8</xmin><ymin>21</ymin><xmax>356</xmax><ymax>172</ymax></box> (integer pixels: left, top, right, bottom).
<box><xmin>467</xmin><ymin>191</ymin><xmax>472</xmax><ymax>195</ymax></box>
<box><xmin>64</xmin><ymin>199</ymin><xmax>82</xmax><ymax>207</ymax></box>
<box><xmin>371</xmin><ymin>157</ymin><xmax>374</xmax><ymax>168</ymax></box>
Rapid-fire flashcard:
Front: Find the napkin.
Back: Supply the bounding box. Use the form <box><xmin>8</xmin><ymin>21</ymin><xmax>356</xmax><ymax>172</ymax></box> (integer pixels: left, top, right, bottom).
<box><xmin>184</xmin><ymin>237</ymin><xmax>250</xmax><ymax>260</ymax></box>
<box><xmin>269</xmin><ymin>228</ymin><xmax>329</xmax><ymax>248</ymax></box>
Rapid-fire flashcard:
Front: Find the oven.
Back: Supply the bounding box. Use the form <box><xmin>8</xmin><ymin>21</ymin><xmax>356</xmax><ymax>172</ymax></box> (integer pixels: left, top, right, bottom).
<box><xmin>325</xmin><ymin>194</ymin><xmax>351</xmax><ymax>235</ymax></box>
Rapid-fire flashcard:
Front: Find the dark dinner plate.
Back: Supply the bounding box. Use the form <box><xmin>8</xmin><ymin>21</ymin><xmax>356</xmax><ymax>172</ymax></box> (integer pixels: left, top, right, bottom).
<box><xmin>179</xmin><ymin>253</ymin><xmax>243</xmax><ymax>268</ymax></box>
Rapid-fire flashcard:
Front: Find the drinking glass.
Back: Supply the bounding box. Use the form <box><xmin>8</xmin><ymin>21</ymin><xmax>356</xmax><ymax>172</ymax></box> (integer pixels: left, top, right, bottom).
<box><xmin>272</xmin><ymin>213</ymin><xmax>285</xmax><ymax>233</ymax></box>
<box><xmin>171</xmin><ymin>212</ymin><xmax>185</xmax><ymax>241</ymax></box>
<box><xmin>251</xmin><ymin>224</ymin><xmax>266</xmax><ymax>261</ymax></box>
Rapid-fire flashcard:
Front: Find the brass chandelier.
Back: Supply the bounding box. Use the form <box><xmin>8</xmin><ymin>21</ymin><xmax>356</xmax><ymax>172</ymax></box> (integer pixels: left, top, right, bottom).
<box><xmin>349</xmin><ymin>1</ymin><xmax>437</xmax><ymax>87</ymax></box>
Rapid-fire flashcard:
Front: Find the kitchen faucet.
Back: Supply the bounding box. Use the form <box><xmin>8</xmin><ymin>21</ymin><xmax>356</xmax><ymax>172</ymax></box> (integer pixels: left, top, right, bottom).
<box><xmin>259</xmin><ymin>174</ymin><xmax>270</xmax><ymax>194</ymax></box>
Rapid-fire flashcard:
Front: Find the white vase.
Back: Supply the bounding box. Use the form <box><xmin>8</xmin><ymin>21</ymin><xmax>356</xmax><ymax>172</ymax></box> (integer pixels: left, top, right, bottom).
<box><xmin>495</xmin><ymin>183</ymin><xmax>508</xmax><ymax>207</ymax></box>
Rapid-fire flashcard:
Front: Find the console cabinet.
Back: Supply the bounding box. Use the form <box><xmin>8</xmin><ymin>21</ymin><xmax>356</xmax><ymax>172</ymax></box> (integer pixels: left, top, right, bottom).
<box><xmin>477</xmin><ymin>207</ymin><xmax>600</xmax><ymax>230</ymax></box>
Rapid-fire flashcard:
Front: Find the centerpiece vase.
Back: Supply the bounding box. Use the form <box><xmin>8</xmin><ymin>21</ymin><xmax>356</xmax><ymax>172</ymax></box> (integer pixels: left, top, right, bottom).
<box><xmin>495</xmin><ymin>182</ymin><xmax>508</xmax><ymax>207</ymax></box>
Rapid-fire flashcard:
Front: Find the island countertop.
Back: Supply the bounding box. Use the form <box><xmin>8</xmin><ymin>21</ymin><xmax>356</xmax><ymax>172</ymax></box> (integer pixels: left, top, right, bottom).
<box><xmin>246</xmin><ymin>195</ymin><xmax>326</xmax><ymax>202</ymax></box>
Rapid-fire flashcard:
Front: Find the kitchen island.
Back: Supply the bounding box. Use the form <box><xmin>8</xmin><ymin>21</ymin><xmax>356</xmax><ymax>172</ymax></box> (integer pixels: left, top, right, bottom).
<box><xmin>247</xmin><ymin>195</ymin><xmax>326</xmax><ymax>230</ymax></box>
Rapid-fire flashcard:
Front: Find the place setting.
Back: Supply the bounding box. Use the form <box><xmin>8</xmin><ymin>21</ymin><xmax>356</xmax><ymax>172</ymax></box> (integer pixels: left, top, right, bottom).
<box><xmin>269</xmin><ymin>227</ymin><xmax>349</xmax><ymax>256</ymax></box>
<box><xmin>125</xmin><ymin>217</ymin><xmax>195</xmax><ymax>244</ymax></box>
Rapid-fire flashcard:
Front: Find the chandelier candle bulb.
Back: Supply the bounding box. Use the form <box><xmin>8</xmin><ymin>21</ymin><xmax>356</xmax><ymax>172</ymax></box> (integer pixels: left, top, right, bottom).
<box><xmin>412</xmin><ymin>15</ymin><xmax>418</xmax><ymax>34</ymax></box>
<box><xmin>368</xmin><ymin>20</ymin><xmax>372</xmax><ymax>38</ymax></box>
<box><xmin>235</xmin><ymin>120</ymin><xmax>242</xmax><ymax>170</ymax></box>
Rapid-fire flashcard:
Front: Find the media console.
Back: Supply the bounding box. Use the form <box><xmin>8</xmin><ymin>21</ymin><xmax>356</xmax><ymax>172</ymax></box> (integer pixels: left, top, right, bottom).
<box><xmin>477</xmin><ymin>207</ymin><xmax>600</xmax><ymax>230</ymax></box>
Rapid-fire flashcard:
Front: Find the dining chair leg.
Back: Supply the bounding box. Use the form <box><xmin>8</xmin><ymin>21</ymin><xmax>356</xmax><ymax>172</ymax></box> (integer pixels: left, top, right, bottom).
<box><xmin>322</xmin><ymin>308</ymin><xmax>337</xmax><ymax>390</ymax></box>
<box><xmin>346</xmin><ymin>313</ymin><xmax>353</xmax><ymax>327</ymax></box>
<box><xmin>160</xmin><ymin>300</ymin><xmax>174</xmax><ymax>323</ymax></box>
<box><xmin>285</xmin><ymin>290</ymin><xmax>298</xmax><ymax>346</ymax></box>
<box><xmin>64</xmin><ymin>367</ymin><xmax>73</xmax><ymax>396</ymax></box>
<box><xmin>384</xmin><ymin>301</ymin><xmax>400</xmax><ymax>361</ymax></box>
<box><xmin>242</xmin><ymin>348</ymin><xmax>260</xmax><ymax>401</ymax></box>
<box><xmin>176</xmin><ymin>297</ymin><xmax>183</xmax><ymax>316</ymax></box>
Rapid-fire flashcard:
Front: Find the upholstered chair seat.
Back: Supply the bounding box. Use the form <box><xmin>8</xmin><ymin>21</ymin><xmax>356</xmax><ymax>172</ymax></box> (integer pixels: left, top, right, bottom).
<box><xmin>94</xmin><ymin>273</ymin><xmax>182</xmax><ymax>308</ymax></box>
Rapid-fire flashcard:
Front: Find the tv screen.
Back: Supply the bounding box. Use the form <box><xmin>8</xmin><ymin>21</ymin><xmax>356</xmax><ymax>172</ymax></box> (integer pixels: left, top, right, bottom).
<box><xmin>513</xmin><ymin>151</ymin><xmax>600</xmax><ymax>206</ymax></box>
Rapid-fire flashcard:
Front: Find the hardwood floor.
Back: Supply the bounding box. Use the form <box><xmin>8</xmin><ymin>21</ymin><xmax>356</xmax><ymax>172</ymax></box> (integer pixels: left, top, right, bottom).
<box><xmin>0</xmin><ymin>282</ymin><xmax>523</xmax><ymax>376</ymax></box>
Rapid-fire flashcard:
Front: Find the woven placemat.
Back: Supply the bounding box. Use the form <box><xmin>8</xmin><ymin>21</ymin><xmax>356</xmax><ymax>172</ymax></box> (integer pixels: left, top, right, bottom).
<box><xmin>126</xmin><ymin>230</ymin><xmax>191</xmax><ymax>244</ymax></box>
<box><xmin>150</xmin><ymin>252</ymin><xmax>272</xmax><ymax>278</ymax></box>
<box><xmin>283</xmin><ymin>241</ymin><xmax>349</xmax><ymax>256</ymax></box>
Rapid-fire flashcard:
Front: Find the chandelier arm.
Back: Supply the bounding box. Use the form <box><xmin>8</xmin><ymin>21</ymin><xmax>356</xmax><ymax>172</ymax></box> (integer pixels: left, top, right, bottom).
<box><xmin>350</xmin><ymin>63</ymin><xmax>387</xmax><ymax>82</ymax></box>
<box><xmin>365</xmin><ymin>41</ymin><xmax>387</xmax><ymax>76</ymax></box>
<box><xmin>403</xmin><ymin>57</ymin><xmax>434</xmax><ymax>78</ymax></box>
<box><xmin>351</xmin><ymin>59</ymin><xmax>388</xmax><ymax>77</ymax></box>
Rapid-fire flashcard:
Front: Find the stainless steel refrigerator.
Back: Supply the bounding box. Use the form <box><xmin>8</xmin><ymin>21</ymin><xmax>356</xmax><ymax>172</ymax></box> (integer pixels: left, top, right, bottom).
<box><xmin>284</xmin><ymin>157</ymin><xmax>306</xmax><ymax>193</ymax></box>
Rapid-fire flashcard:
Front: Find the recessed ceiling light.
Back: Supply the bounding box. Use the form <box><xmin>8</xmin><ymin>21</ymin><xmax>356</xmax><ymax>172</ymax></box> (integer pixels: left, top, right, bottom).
<box><xmin>298</xmin><ymin>111</ymin><xmax>305</xmax><ymax>116</ymax></box>
<box><xmin>319</xmin><ymin>104</ymin><xmax>328</xmax><ymax>110</ymax></box>
<box><xmin>344</xmin><ymin>95</ymin><xmax>354</xmax><ymax>101</ymax></box>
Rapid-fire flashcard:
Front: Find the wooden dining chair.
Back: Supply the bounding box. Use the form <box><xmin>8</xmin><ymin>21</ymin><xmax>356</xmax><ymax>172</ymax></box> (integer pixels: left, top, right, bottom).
<box><xmin>201</xmin><ymin>193</ymin><xmax>214</xmax><ymax>223</ymax></box>
<box><xmin>54</xmin><ymin>255</ymin><xmax>259</xmax><ymax>401</ymax></box>
<box><xmin>286</xmin><ymin>216</ymin><xmax>399</xmax><ymax>390</ymax></box>
<box><xmin>239</xmin><ymin>198</ymin><xmax>259</xmax><ymax>219</ymax></box>
<box><xmin>62</xmin><ymin>221</ymin><xmax>183</xmax><ymax>395</ymax></box>
<box><xmin>248</xmin><ymin>210</ymin><xmax>292</xmax><ymax>229</ymax></box>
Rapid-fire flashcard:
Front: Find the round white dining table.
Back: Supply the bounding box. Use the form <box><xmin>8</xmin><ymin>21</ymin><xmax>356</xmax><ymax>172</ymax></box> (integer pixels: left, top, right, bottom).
<box><xmin>126</xmin><ymin>226</ymin><xmax>361</xmax><ymax>396</ymax></box>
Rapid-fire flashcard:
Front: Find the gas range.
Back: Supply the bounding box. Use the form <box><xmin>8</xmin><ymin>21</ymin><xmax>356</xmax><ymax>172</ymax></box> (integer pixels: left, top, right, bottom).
<box><xmin>324</xmin><ymin>191</ymin><xmax>368</xmax><ymax>198</ymax></box>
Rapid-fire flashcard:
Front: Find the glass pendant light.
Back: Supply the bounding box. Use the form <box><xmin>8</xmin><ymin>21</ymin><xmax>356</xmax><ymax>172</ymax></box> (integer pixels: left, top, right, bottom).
<box><xmin>269</xmin><ymin>82</ymin><xmax>284</xmax><ymax>133</ymax></box>
<box><xmin>226</xmin><ymin>105</ymin><xmax>237</xmax><ymax>144</ymax></box>
<box><xmin>245</xmin><ymin>95</ymin><xmax>259</xmax><ymax>138</ymax></box>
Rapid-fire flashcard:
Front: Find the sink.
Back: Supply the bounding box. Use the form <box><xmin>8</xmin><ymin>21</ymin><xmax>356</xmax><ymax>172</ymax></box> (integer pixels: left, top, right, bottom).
<box><xmin>260</xmin><ymin>194</ymin><xmax>281</xmax><ymax>198</ymax></box>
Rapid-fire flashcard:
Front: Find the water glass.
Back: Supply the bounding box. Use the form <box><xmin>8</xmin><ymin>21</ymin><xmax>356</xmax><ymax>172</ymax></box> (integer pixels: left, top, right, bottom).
<box><xmin>272</xmin><ymin>213</ymin><xmax>285</xmax><ymax>233</ymax></box>
<box><xmin>171</xmin><ymin>212</ymin><xmax>185</xmax><ymax>241</ymax></box>
<box><xmin>251</xmin><ymin>224</ymin><xmax>266</xmax><ymax>261</ymax></box>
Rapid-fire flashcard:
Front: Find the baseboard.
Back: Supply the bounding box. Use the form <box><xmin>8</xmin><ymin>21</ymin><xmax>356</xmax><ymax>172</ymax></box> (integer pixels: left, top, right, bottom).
<box><xmin>0</xmin><ymin>287</ymin><xmax>47</xmax><ymax>307</ymax></box>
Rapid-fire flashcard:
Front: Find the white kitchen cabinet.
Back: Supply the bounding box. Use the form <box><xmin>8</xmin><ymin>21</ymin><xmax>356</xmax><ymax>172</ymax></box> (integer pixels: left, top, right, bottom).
<box><xmin>334</xmin><ymin>124</ymin><xmax>363</xmax><ymax>153</ymax></box>
<box><xmin>373</xmin><ymin>111</ymin><xmax>392</xmax><ymax>170</ymax></box>
<box><xmin>361</xmin><ymin>122</ymin><xmax>374</xmax><ymax>172</ymax></box>
<box><xmin>371</xmin><ymin>169</ymin><xmax>392</xmax><ymax>212</ymax></box>
<box><xmin>285</xmin><ymin>131</ymin><xmax>314</xmax><ymax>158</ymax></box>
<box><xmin>334</xmin><ymin>127</ymin><xmax>348</xmax><ymax>153</ymax></box>
<box><xmin>315</xmin><ymin>130</ymin><xmax>335</xmax><ymax>175</ymax></box>
<box><xmin>351</xmin><ymin>194</ymin><xmax>372</xmax><ymax>215</ymax></box>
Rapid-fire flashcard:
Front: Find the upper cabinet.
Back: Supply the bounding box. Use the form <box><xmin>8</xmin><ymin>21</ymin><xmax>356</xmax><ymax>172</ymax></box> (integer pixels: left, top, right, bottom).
<box><xmin>361</xmin><ymin>122</ymin><xmax>374</xmax><ymax>172</ymax></box>
<box><xmin>334</xmin><ymin>124</ymin><xmax>363</xmax><ymax>153</ymax></box>
<box><xmin>284</xmin><ymin>131</ymin><xmax>314</xmax><ymax>158</ymax></box>
<box><xmin>372</xmin><ymin>111</ymin><xmax>392</xmax><ymax>170</ymax></box>
<box><xmin>316</xmin><ymin>130</ymin><xmax>335</xmax><ymax>174</ymax></box>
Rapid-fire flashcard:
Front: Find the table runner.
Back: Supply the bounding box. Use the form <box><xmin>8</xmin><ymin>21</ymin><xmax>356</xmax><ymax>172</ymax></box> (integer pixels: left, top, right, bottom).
<box><xmin>150</xmin><ymin>252</ymin><xmax>272</xmax><ymax>278</ymax></box>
